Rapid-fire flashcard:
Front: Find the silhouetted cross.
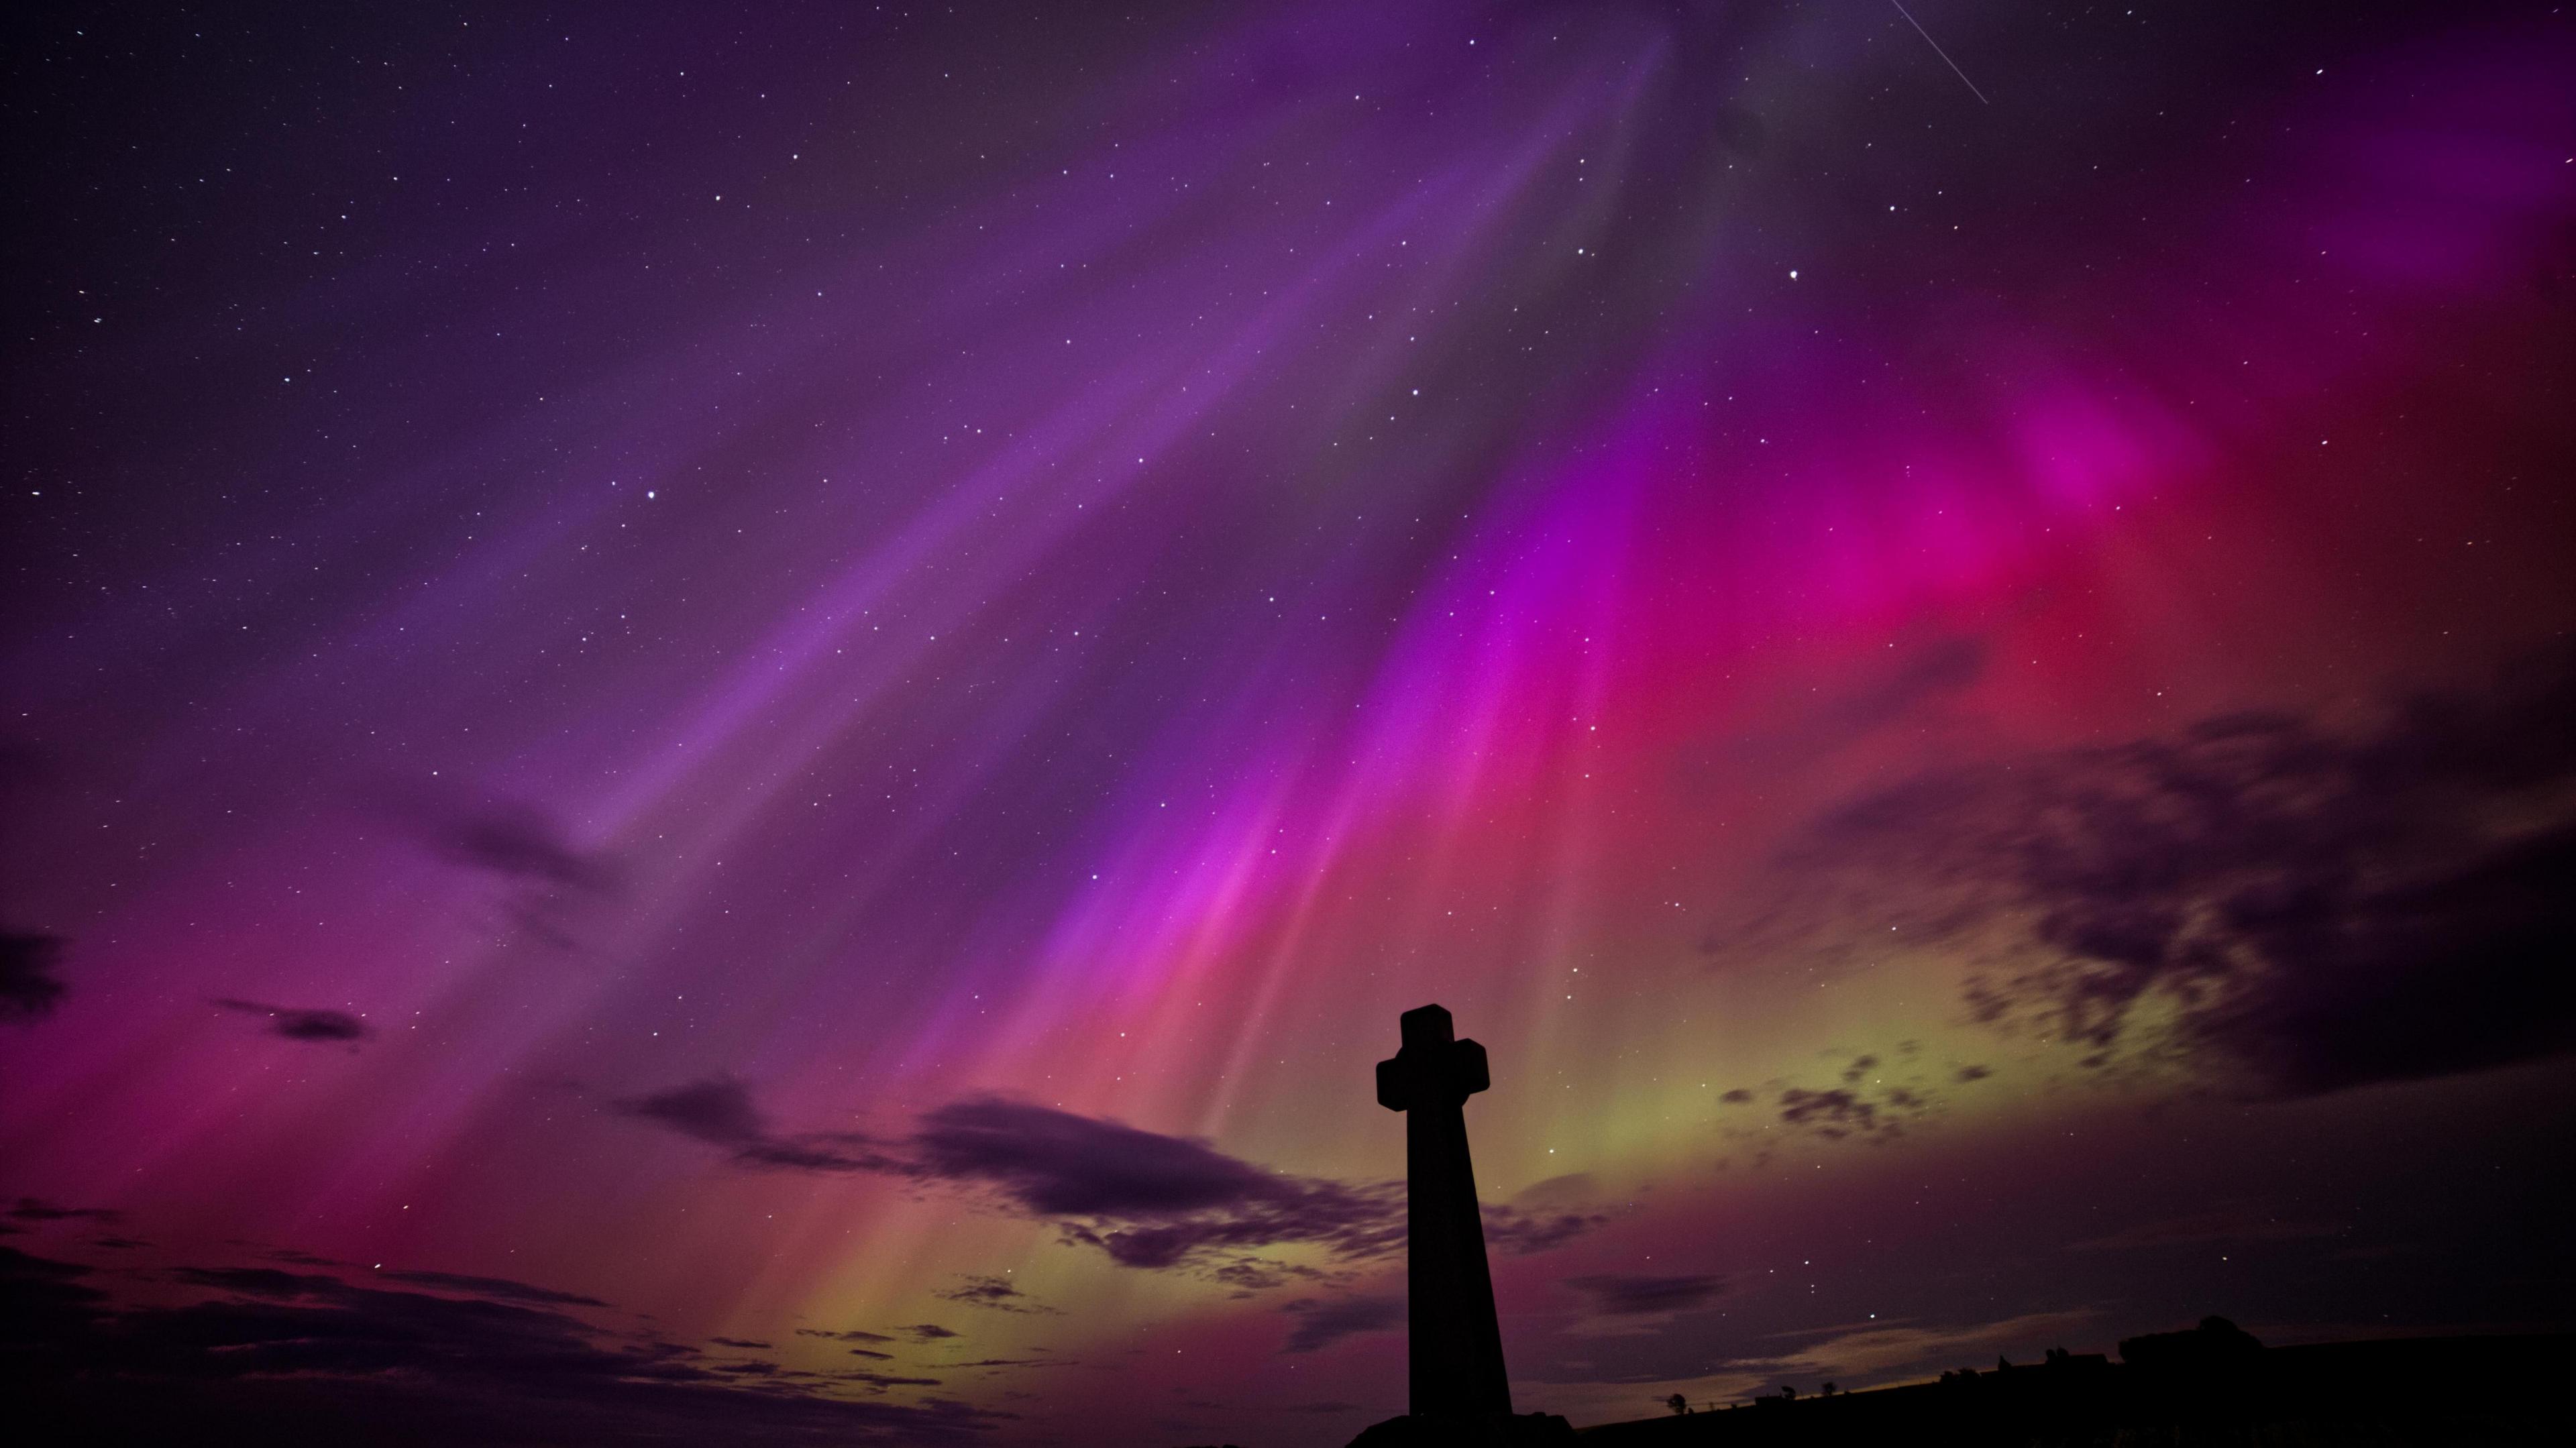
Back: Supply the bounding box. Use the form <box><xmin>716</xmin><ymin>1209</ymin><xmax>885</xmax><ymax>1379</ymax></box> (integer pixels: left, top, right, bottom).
<box><xmin>1375</xmin><ymin>1003</ymin><xmax>1512</xmax><ymax>1418</ymax></box>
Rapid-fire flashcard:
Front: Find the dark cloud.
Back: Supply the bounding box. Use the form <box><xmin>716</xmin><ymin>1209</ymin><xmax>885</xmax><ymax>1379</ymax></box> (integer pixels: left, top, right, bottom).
<box><xmin>1278</xmin><ymin>1294</ymin><xmax>1402</xmax><ymax>1353</ymax></box>
<box><xmin>1208</xmin><ymin>1255</ymin><xmax>1326</xmax><ymax>1294</ymax></box>
<box><xmin>0</xmin><ymin>1242</ymin><xmax>109</xmax><ymax>1341</ymax></box>
<box><xmin>837</xmin><ymin>1370</ymin><xmax>943</xmax><ymax>1391</ymax></box>
<box><xmin>795</xmin><ymin>1327</ymin><xmax>900</xmax><ymax>1360</ymax></box>
<box><xmin>1</xmin><ymin>1245</ymin><xmax>994</xmax><ymax>1444</ymax></box>
<box><xmin>170</xmin><ymin>1264</ymin><xmax>364</xmax><ymax>1297</ymax></box>
<box><xmin>1562</xmin><ymin>1272</ymin><xmax>1726</xmax><ymax>1316</ymax></box>
<box><xmin>1770</xmin><ymin>1079</ymin><xmax>1937</xmax><ymax>1143</ymax></box>
<box><xmin>1954</xmin><ymin>1064</ymin><xmax>1992</xmax><ymax>1083</ymax></box>
<box><xmin>611</xmin><ymin>1078</ymin><xmax>898</xmax><ymax>1174</ymax></box>
<box><xmin>378</xmin><ymin>1270</ymin><xmax>609</xmax><ymax>1308</ymax></box>
<box><xmin>1508</xmin><ymin>1173</ymin><xmax>1599</xmax><ymax>1205</ymax></box>
<box><xmin>620</xmin><ymin>1088</ymin><xmax>1599</xmax><ymax>1277</ymax></box>
<box><xmin>912</xmin><ymin>1097</ymin><xmax>1321</xmax><ymax>1218</ymax></box>
<box><xmin>1820</xmin><ymin>634</ymin><xmax>1989</xmax><ymax>738</ymax></box>
<box><xmin>1770</xmin><ymin>645</ymin><xmax>2576</xmax><ymax>1098</ymax></box>
<box><xmin>0</xmin><ymin>930</ymin><xmax>68</xmax><ymax>1023</ymax></box>
<box><xmin>1778</xmin><ymin>1087</ymin><xmax>1878</xmax><ymax>1139</ymax></box>
<box><xmin>627</xmin><ymin>1087</ymin><xmax>1405</xmax><ymax>1270</ymax></box>
<box><xmin>932</xmin><ymin>1274</ymin><xmax>1059</xmax><ymax>1315</ymax></box>
<box><xmin>8</xmin><ymin>1197</ymin><xmax>122</xmax><ymax>1224</ymax></box>
<box><xmin>442</xmin><ymin>804</ymin><xmax>612</xmax><ymax>891</ymax></box>
<box><xmin>1481</xmin><ymin>1203</ymin><xmax>1609</xmax><ymax>1255</ymax></box>
<box><xmin>904</xmin><ymin>1323</ymin><xmax>959</xmax><ymax>1342</ymax></box>
<box><xmin>365</xmin><ymin>779</ymin><xmax>622</xmax><ymax>949</ymax></box>
<box><xmin>623</xmin><ymin>1078</ymin><xmax>766</xmax><ymax>1143</ymax></box>
<box><xmin>920</xmin><ymin>1097</ymin><xmax>1410</xmax><ymax>1271</ymax></box>
<box><xmin>368</xmin><ymin>779</ymin><xmax>618</xmax><ymax>895</ymax></box>
<box><xmin>1519</xmin><ymin>1306</ymin><xmax>2102</xmax><ymax>1390</ymax></box>
<box><xmin>211</xmin><ymin>999</ymin><xmax>370</xmax><ymax>1044</ymax></box>
<box><xmin>1726</xmin><ymin>634</ymin><xmax>1990</xmax><ymax>770</ymax></box>
<box><xmin>1716</xmin><ymin>1068</ymin><xmax>1947</xmax><ymax>1148</ymax></box>
<box><xmin>710</xmin><ymin>1337</ymin><xmax>771</xmax><ymax>1349</ymax></box>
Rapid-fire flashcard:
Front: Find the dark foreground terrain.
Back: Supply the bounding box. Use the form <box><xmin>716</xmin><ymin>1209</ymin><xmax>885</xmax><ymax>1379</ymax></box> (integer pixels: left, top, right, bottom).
<box><xmin>1576</xmin><ymin>1329</ymin><xmax>2573</xmax><ymax>1447</ymax></box>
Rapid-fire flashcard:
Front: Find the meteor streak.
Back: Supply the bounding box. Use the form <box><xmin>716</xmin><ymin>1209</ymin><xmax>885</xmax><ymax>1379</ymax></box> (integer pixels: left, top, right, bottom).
<box><xmin>1892</xmin><ymin>0</ymin><xmax>1990</xmax><ymax>105</ymax></box>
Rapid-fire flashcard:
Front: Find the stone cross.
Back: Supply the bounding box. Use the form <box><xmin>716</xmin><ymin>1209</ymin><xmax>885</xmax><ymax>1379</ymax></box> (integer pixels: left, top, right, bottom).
<box><xmin>1377</xmin><ymin>1003</ymin><xmax>1513</xmax><ymax>1418</ymax></box>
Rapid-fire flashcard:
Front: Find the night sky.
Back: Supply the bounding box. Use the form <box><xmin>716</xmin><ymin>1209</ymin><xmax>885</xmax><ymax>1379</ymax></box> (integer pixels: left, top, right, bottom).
<box><xmin>5</xmin><ymin>3</ymin><xmax>2574</xmax><ymax>1444</ymax></box>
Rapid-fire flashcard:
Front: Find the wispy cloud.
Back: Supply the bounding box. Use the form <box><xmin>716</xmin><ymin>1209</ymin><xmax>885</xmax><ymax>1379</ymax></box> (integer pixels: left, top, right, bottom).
<box><xmin>7</xmin><ymin>1197</ymin><xmax>121</xmax><ymax>1224</ymax></box>
<box><xmin>1524</xmin><ymin>1306</ymin><xmax>2100</xmax><ymax>1390</ymax></box>
<box><xmin>1278</xmin><ymin>1294</ymin><xmax>1403</xmax><ymax>1353</ymax></box>
<box><xmin>376</xmin><ymin>1268</ymin><xmax>609</xmax><ymax>1307</ymax></box>
<box><xmin>1562</xmin><ymin>1272</ymin><xmax>1727</xmax><ymax>1317</ymax></box>
<box><xmin>932</xmin><ymin>1274</ymin><xmax>1059</xmax><ymax>1315</ymax></box>
<box><xmin>612</xmin><ymin>1078</ymin><xmax>898</xmax><ymax>1173</ymax></box>
<box><xmin>3</xmin><ymin>1243</ymin><xmax>996</xmax><ymax>1441</ymax></box>
<box><xmin>616</xmin><ymin>1086</ymin><xmax>1603</xmax><ymax>1279</ymax></box>
<box><xmin>1755</xmin><ymin>1309</ymin><xmax>2103</xmax><ymax>1384</ymax></box>
<box><xmin>211</xmin><ymin>999</ymin><xmax>371</xmax><ymax>1044</ymax></box>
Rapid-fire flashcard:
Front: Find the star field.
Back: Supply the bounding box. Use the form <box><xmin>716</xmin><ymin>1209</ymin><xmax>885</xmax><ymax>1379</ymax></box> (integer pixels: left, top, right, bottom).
<box><xmin>4</xmin><ymin>3</ymin><xmax>2573</xmax><ymax>1443</ymax></box>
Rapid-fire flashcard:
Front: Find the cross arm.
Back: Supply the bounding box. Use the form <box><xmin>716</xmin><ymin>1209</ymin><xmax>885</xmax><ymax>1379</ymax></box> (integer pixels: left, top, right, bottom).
<box><xmin>1377</xmin><ymin>1036</ymin><xmax>1490</xmax><ymax>1111</ymax></box>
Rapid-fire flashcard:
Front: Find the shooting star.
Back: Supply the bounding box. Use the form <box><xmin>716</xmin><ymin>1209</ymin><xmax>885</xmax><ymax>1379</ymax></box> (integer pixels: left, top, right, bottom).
<box><xmin>1891</xmin><ymin>0</ymin><xmax>1990</xmax><ymax>106</ymax></box>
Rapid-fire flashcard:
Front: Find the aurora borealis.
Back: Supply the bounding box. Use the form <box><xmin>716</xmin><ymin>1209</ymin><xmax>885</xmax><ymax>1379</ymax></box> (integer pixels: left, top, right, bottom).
<box><xmin>5</xmin><ymin>2</ymin><xmax>2574</xmax><ymax>1443</ymax></box>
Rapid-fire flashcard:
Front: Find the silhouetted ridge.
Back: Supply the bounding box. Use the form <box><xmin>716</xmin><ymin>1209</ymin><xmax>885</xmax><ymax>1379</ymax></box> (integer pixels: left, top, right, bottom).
<box><xmin>1577</xmin><ymin>1325</ymin><xmax>2574</xmax><ymax>1445</ymax></box>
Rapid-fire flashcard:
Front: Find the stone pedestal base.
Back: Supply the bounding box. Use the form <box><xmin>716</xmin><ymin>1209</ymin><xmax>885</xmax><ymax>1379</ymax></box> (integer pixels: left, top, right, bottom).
<box><xmin>1345</xmin><ymin>1410</ymin><xmax>1576</xmax><ymax>1448</ymax></box>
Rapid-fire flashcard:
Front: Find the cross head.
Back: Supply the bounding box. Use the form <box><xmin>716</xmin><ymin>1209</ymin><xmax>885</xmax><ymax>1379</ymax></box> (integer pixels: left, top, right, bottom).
<box><xmin>1377</xmin><ymin>1003</ymin><xmax>1490</xmax><ymax>1113</ymax></box>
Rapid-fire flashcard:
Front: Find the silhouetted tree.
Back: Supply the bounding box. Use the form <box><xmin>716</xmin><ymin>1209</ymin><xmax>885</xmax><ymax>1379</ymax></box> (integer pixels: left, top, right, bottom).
<box><xmin>2121</xmin><ymin>1315</ymin><xmax>2266</xmax><ymax>1370</ymax></box>
<box><xmin>1666</xmin><ymin>1393</ymin><xmax>1688</xmax><ymax>1416</ymax></box>
<box><xmin>2199</xmin><ymin>1315</ymin><xmax>2259</xmax><ymax>1346</ymax></box>
<box><xmin>1779</xmin><ymin>1384</ymin><xmax>1798</xmax><ymax>1401</ymax></box>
